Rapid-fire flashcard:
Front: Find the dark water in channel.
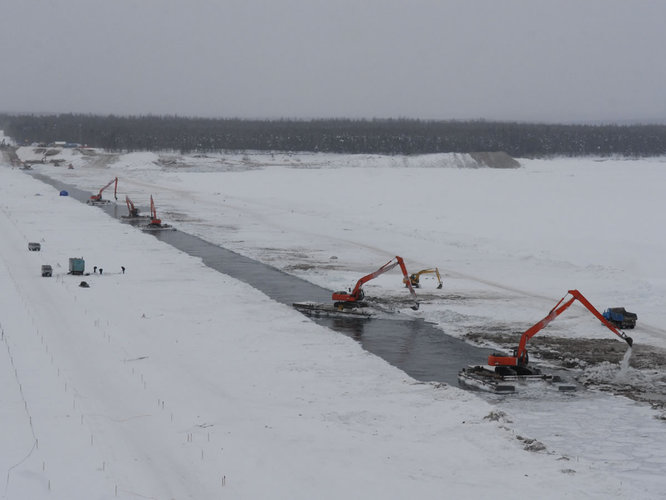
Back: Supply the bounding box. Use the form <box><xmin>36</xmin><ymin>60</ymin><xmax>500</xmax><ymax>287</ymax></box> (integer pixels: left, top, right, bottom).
<box><xmin>32</xmin><ymin>173</ymin><xmax>492</xmax><ymax>385</ymax></box>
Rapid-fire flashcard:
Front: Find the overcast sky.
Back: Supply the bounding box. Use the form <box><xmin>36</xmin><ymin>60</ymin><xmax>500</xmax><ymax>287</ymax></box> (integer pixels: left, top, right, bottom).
<box><xmin>2</xmin><ymin>0</ymin><xmax>665</xmax><ymax>123</ymax></box>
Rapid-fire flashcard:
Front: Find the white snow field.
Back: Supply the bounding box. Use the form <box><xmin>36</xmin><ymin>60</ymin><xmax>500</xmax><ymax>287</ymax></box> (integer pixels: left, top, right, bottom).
<box><xmin>2</xmin><ymin>142</ymin><xmax>666</xmax><ymax>499</ymax></box>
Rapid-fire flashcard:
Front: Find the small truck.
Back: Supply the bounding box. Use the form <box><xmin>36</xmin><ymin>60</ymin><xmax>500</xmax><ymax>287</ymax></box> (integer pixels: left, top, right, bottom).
<box><xmin>602</xmin><ymin>307</ymin><xmax>638</xmax><ymax>329</ymax></box>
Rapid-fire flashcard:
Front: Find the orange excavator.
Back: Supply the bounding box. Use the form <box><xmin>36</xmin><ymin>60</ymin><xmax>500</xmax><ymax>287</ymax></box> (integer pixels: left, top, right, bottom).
<box><xmin>148</xmin><ymin>195</ymin><xmax>161</xmax><ymax>226</ymax></box>
<box><xmin>88</xmin><ymin>177</ymin><xmax>118</xmax><ymax>204</ymax></box>
<box><xmin>125</xmin><ymin>195</ymin><xmax>139</xmax><ymax>217</ymax></box>
<box><xmin>140</xmin><ymin>195</ymin><xmax>173</xmax><ymax>231</ymax></box>
<box><xmin>332</xmin><ymin>256</ymin><xmax>419</xmax><ymax>311</ymax></box>
<box><xmin>459</xmin><ymin>289</ymin><xmax>633</xmax><ymax>392</ymax></box>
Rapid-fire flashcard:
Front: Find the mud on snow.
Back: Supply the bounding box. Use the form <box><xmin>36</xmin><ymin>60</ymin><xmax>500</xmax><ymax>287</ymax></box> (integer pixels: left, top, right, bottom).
<box><xmin>465</xmin><ymin>329</ymin><xmax>666</xmax><ymax>411</ymax></box>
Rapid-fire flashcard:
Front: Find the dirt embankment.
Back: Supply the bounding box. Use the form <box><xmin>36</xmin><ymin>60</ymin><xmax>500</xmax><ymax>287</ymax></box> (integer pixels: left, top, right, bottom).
<box><xmin>469</xmin><ymin>151</ymin><xmax>521</xmax><ymax>169</ymax></box>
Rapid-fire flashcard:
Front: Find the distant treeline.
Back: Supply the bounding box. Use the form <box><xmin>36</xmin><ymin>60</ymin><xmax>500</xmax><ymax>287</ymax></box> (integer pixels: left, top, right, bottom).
<box><xmin>2</xmin><ymin>113</ymin><xmax>666</xmax><ymax>157</ymax></box>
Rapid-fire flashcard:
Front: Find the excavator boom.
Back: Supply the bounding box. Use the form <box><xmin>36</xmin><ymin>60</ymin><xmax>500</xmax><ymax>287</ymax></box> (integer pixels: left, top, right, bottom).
<box><xmin>488</xmin><ymin>289</ymin><xmax>633</xmax><ymax>367</ymax></box>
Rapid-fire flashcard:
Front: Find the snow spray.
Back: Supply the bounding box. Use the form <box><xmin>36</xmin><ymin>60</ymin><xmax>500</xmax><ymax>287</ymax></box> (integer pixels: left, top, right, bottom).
<box><xmin>615</xmin><ymin>347</ymin><xmax>632</xmax><ymax>382</ymax></box>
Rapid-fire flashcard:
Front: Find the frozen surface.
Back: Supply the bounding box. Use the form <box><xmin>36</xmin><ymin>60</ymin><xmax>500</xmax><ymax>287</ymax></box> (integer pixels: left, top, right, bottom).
<box><xmin>3</xmin><ymin>140</ymin><xmax>666</xmax><ymax>498</ymax></box>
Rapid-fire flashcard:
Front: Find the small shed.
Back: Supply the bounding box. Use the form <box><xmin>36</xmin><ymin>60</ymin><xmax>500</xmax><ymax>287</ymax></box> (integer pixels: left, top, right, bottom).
<box><xmin>69</xmin><ymin>257</ymin><xmax>85</xmax><ymax>275</ymax></box>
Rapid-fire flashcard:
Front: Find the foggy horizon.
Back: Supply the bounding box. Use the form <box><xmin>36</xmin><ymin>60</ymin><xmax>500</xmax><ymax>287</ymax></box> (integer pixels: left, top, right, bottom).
<box><xmin>3</xmin><ymin>1</ymin><xmax>666</xmax><ymax>125</ymax></box>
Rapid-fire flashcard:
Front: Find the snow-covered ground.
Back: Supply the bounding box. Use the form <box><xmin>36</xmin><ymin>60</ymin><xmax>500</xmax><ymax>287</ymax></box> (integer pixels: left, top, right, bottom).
<box><xmin>2</xmin><ymin>141</ymin><xmax>666</xmax><ymax>498</ymax></box>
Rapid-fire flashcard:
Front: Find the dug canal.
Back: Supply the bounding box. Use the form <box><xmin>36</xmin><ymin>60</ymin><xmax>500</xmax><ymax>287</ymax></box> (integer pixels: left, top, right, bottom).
<box><xmin>32</xmin><ymin>174</ymin><xmax>493</xmax><ymax>386</ymax></box>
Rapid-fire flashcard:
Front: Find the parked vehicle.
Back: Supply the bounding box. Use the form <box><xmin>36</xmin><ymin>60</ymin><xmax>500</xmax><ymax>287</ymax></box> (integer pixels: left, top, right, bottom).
<box><xmin>28</xmin><ymin>242</ymin><xmax>41</xmax><ymax>251</ymax></box>
<box><xmin>69</xmin><ymin>257</ymin><xmax>85</xmax><ymax>275</ymax></box>
<box><xmin>41</xmin><ymin>265</ymin><xmax>52</xmax><ymax>277</ymax></box>
<box><xmin>603</xmin><ymin>307</ymin><xmax>638</xmax><ymax>329</ymax></box>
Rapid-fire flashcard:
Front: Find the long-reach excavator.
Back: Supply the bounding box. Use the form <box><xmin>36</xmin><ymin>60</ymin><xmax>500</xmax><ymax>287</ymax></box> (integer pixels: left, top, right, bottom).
<box><xmin>122</xmin><ymin>195</ymin><xmax>151</xmax><ymax>220</ymax></box>
<box><xmin>332</xmin><ymin>256</ymin><xmax>419</xmax><ymax>311</ymax></box>
<box><xmin>148</xmin><ymin>195</ymin><xmax>161</xmax><ymax>227</ymax></box>
<box><xmin>141</xmin><ymin>195</ymin><xmax>174</xmax><ymax>231</ymax></box>
<box><xmin>293</xmin><ymin>256</ymin><xmax>419</xmax><ymax>317</ymax></box>
<box><xmin>458</xmin><ymin>289</ymin><xmax>634</xmax><ymax>393</ymax></box>
<box><xmin>404</xmin><ymin>268</ymin><xmax>443</xmax><ymax>289</ymax></box>
<box><xmin>125</xmin><ymin>195</ymin><xmax>139</xmax><ymax>217</ymax></box>
<box><xmin>87</xmin><ymin>177</ymin><xmax>118</xmax><ymax>205</ymax></box>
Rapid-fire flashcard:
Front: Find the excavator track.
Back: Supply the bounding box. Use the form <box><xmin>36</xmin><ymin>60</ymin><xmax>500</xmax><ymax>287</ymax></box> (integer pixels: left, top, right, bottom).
<box><xmin>293</xmin><ymin>301</ymin><xmax>374</xmax><ymax>318</ymax></box>
<box><xmin>458</xmin><ymin>365</ymin><xmax>576</xmax><ymax>393</ymax></box>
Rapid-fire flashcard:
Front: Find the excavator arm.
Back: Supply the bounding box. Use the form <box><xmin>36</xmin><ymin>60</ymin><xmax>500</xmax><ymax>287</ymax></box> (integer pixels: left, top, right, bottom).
<box><xmin>396</xmin><ymin>258</ymin><xmax>419</xmax><ymax>308</ymax></box>
<box><xmin>433</xmin><ymin>268</ymin><xmax>442</xmax><ymax>288</ymax></box>
<box><xmin>332</xmin><ymin>256</ymin><xmax>419</xmax><ymax>310</ymax></box>
<box><xmin>569</xmin><ymin>289</ymin><xmax>633</xmax><ymax>343</ymax></box>
<box><xmin>488</xmin><ymin>289</ymin><xmax>633</xmax><ymax>367</ymax></box>
<box><xmin>405</xmin><ymin>268</ymin><xmax>443</xmax><ymax>289</ymax></box>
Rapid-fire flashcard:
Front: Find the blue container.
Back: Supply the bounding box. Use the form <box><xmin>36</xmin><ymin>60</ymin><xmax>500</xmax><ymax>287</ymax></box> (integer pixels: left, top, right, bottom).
<box><xmin>68</xmin><ymin>258</ymin><xmax>85</xmax><ymax>275</ymax></box>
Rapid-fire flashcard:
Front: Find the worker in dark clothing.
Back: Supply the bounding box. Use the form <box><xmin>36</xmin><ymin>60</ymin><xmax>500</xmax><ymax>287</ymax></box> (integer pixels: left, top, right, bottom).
<box><xmin>121</xmin><ymin>266</ymin><xmax>125</xmax><ymax>274</ymax></box>
<box><xmin>99</xmin><ymin>268</ymin><xmax>103</xmax><ymax>275</ymax></box>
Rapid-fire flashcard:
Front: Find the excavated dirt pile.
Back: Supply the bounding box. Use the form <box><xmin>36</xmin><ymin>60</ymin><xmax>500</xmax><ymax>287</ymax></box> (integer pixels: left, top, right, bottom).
<box><xmin>469</xmin><ymin>151</ymin><xmax>521</xmax><ymax>169</ymax></box>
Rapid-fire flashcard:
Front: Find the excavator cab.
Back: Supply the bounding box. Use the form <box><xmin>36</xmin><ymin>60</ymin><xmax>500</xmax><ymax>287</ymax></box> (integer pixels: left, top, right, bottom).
<box><xmin>513</xmin><ymin>348</ymin><xmax>528</xmax><ymax>367</ymax></box>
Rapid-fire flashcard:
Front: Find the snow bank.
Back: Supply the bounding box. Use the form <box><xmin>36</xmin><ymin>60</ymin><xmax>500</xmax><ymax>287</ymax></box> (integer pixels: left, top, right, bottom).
<box><xmin>4</xmin><ymin>145</ymin><xmax>666</xmax><ymax>499</ymax></box>
<box><xmin>1</xmin><ymin>164</ymin><xmax>640</xmax><ymax>498</ymax></box>
<box><xmin>109</xmin><ymin>151</ymin><xmax>161</xmax><ymax>171</ymax></box>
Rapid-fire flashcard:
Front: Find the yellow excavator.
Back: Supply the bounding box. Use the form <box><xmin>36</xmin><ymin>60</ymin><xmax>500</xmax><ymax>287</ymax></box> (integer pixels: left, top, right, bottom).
<box><xmin>404</xmin><ymin>268</ymin><xmax>443</xmax><ymax>289</ymax></box>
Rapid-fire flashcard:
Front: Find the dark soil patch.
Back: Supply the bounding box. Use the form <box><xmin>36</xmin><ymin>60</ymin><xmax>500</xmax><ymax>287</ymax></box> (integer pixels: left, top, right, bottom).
<box><xmin>465</xmin><ymin>331</ymin><xmax>666</xmax><ymax>369</ymax></box>
<box><xmin>464</xmin><ymin>330</ymin><xmax>666</xmax><ymax>409</ymax></box>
